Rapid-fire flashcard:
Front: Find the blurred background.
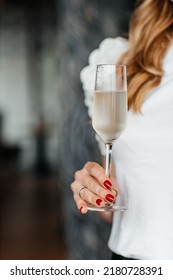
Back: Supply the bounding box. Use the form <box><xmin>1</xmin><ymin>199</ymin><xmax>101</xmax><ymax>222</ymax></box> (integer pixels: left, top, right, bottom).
<box><xmin>0</xmin><ymin>0</ymin><xmax>135</xmax><ymax>259</ymax></box>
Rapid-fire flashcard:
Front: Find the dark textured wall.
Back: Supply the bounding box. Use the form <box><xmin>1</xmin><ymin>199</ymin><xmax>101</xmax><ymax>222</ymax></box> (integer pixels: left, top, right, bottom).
<box><xmin>57</xmin><ymin>0</ymin><xmax>135</xmax><ymax>259</ymax></box>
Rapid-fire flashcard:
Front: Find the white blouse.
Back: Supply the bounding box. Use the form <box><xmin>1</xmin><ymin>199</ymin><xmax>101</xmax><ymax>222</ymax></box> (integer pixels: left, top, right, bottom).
<box><xmin>80</xmin><ymin>37</ymin><xmax>173</xmax><ymax>259</ymax></box>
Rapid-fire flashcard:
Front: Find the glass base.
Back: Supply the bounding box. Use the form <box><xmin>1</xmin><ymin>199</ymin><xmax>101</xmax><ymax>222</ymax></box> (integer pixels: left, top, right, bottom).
<box><xmin>87</xmin><ymin>204</ymin><xmax>127</xmax><ymax>212</ymax></box>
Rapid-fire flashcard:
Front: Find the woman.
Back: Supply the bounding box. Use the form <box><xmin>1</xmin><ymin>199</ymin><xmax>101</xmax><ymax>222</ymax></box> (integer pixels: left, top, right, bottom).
<box><xmin>71</xmin><ymin>0</ymin><xmax>173</xmax><ymax>259</ymax></box>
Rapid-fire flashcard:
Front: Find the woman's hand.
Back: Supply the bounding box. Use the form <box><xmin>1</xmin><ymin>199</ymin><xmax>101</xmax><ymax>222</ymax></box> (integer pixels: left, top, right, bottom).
<box><xmin>70</xmin><ymin>161</ymin><xmax>118</xmax><ymax>215</ymax></box>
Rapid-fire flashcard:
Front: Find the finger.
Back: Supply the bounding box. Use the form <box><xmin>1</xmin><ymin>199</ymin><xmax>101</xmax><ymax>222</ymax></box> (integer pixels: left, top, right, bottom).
<box><xmin>73</xmin><ymin>174</ymin><xmax>116</xmax><ymax>204</ymax></box>
<box><xmin>71</xmin><ymin>182</ymin><xmax>88</xmax><ymax>214</ymax></box>
<box><xmin>71</xmin><ymin>180</ymin><xmax>85</xmax><ymax>196</ymax></box>
<box><xmin>73</xmin><ymin>194</ymin><xmax>88</xmax><ymax>214</ymax></box>
<box><xmin>84</xmin><ymin>162</ymin><xmax>118</xmax><ymax>193</ymax></box>
<box><xmin>74</xmin><ymin>163</ymin><xmax>118</xmax><ymax>195</ymax></box>
<box><xmin>71</xmin><ymin>180</ymin><xmax>107</xmax><ymax>209</ymax></box>
<box><xmin>75</xmin><ymin>186</ymin><xmax>106</xmax><ymax>208</ymax></box>
<box><xmin>80</xmin><ymin>175</ymin><xmax>116</xmax><ymax>204</ymax></box>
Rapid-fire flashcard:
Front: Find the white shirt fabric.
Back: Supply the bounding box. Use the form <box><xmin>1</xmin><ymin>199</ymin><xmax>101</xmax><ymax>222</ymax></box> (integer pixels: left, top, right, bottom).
<box><xmin>80</xmin><ymin>37</ymin><xmax>173</xmax><ymax>259</ymax></box>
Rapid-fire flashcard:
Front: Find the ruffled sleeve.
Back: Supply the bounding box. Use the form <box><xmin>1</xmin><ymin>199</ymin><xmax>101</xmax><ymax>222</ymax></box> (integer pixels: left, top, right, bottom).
<box><xmin>80</xmin><ymin>36</ymin><xmax>129</xmax><ymax>155</ymax></box>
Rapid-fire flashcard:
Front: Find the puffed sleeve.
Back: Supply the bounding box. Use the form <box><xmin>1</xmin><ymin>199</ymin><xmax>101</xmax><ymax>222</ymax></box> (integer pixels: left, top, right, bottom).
<box><xmin>80</xmin><ymin>37</ymin><xmax>129</xmax><ymax>155</ymax></box>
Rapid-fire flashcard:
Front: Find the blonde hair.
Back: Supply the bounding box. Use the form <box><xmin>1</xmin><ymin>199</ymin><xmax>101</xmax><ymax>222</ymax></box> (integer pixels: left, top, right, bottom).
<box><xmin>118</xmin><ymin>0</ymin><xmax>173</xmax><ymax>112</ymax></box>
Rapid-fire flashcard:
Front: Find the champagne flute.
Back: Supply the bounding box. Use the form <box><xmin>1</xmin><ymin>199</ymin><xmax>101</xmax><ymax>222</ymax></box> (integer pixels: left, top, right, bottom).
<box><xmin>88</xmin><ymin>64</ymin><xmax>127</xmax><ymax>212</ymax></box>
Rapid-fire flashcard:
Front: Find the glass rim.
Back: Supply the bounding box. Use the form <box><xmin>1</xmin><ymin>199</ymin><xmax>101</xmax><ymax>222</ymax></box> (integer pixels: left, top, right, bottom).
<box><xmin>96</xmin><ymin>64</ymin><xmax>126</xmax><ymax>68</ymax></box>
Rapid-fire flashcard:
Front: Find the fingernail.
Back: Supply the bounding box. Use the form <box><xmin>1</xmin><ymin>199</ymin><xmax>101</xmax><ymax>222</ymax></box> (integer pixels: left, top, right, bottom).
<box><xmin>80</xmin><ymin>207</ymin><xmax>88</xmax><ymax>214</ymax></box>
<box><xmin>103</xmin><ymin>180</ymin><xmax>112</xmax><ymax>189</ymax></box>
<box><xmin>105</xmin><ymin>194</ymin><xmax>115</xmax><ymax>202</ymax></box>
<box><xmin>96</xmin><ymin>198</ymin><xmax>102</xmax><ymax>206</ymax></box>
<box><xmin>79</xmin><ymin>207</ymin><xmax>84</xmax><ymax>213</ymax></box>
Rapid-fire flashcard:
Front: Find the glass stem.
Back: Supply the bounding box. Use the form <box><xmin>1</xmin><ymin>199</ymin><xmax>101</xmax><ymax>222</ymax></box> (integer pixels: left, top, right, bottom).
<box><xmin>105</xmin><ymin>143</ymin><xmax>113</xmax><ymax>177</ymax></box>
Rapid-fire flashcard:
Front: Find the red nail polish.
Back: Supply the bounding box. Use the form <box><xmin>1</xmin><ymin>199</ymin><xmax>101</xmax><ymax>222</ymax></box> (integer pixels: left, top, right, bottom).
<box><xmin>96</xmin><ymin>199</ymin><xmax>102</xmax><ymax>206</ymax></box>
<box><xmin>79</xmin><ymin>207</ymin><xmax>83</xmax><ymax>213</ymax></box>
<box><xmin>106</xmin><ymin>194</ymin><xmax>115</xmax><ymax>202</ymax></box>
<box><xmin>103</xmin><ymin>180</ymin><xmax>112</xmax><ymax>189</ymax></box>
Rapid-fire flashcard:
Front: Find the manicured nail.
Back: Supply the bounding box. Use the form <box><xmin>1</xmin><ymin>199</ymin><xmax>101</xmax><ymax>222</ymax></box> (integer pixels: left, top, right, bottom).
<box><xmin>80</xmin><ymin>207</ymin><xmax>88</xmax><ymax>214</ymax></box>
<box><xmin>80</xmin><ymin>207</ymin><xmax>84</xmax><ymax>213</ymax></box>
<box><xmin>105</xmin><ymin>194</ymin><xmax>115</xmax><ymax>202</ymax></box>
<box><xmin>96</xmin><ymin>199</ymin><xmax>102</xmax><ymax>206</ymax></box>
<box><xmin>103</xmin><ymin>180</ymin><xmax>112</xmax><ymax>189</ymax></box>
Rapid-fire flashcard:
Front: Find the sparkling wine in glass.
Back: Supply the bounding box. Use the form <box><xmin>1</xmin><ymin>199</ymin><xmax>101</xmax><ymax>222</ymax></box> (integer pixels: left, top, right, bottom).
<box><xmin>88</xmin><ymin>64</ymin><xmax>127</xmax><ymax>212</ymax></box>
